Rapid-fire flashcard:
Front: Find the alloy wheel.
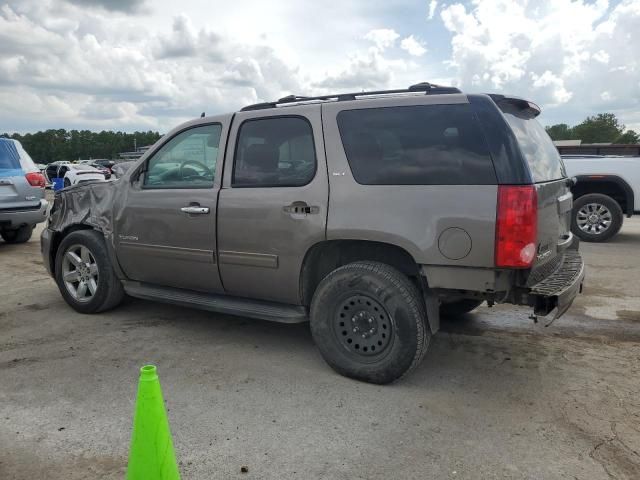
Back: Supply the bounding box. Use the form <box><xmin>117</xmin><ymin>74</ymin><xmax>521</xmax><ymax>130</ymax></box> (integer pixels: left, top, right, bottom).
<box><xmin>576</xmin><ymin>203</ymin><xmax>612</xmax><ymax>235</ymax></box>
<box><xmin>61</xmin><ymin>244</ymin><xmax>99</xmax><ymax>303</ymax></box>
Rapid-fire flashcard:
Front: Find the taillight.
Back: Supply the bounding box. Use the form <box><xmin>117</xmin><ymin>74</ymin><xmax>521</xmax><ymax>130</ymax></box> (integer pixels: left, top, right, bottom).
<box><xmin>25</xmin><ymin>172</ymin><xmax>46</xmax><ymax>188</ymax></box>
<box><xmin>495</xmin><ymin>185</ymin><xmax>537</xmax><ymax>268</ymax></box>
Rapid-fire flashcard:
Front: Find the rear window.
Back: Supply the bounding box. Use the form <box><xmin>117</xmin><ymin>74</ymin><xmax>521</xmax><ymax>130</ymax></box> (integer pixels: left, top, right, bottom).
<box><xmin>336</xmin><ymin>104</ymin><xmax>496</xmax><ymax>185</ymax></box>
<box><xmin>502</xmin><ymin>113</ymin><xmax>565</xmax><ymax>183</ymax></box>
<box><xmin>0</xmin><ymin>140</ymin><xmax>22</xmax><ymax>172</ymax></box>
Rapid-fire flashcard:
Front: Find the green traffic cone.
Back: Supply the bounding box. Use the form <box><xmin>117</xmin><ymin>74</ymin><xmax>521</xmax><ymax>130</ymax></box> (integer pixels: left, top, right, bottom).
<box><xmin>126</xmin><ymin>365</ymin><xmax>181</xmax><ymax>480</ymax></box>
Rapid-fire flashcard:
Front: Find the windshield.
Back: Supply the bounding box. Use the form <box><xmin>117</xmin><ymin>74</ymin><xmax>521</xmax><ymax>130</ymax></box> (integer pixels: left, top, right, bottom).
<box><xmin>503</xmin><ymin>113</ymin><xmax>566</xmax><ymax>183</ymax></box>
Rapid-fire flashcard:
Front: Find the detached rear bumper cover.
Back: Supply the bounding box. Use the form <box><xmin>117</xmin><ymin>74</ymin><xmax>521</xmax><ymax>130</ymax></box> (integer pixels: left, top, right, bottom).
<box><xmin>528</xmin><ymin>250</ymin><xmax>585</xmax><ymax>319</ymax></box>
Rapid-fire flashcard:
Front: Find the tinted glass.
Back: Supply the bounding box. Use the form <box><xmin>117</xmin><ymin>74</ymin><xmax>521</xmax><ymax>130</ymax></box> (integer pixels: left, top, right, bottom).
<box><xmin>337</xmin><ymin>104</ymin><xmax>496</xmax><ymax>185</ymax></box>
<box><xmin>144</xmin><ymin>124</ymin><xmax>221</xmax><ymax>188</ymax></box>
<box><xmin>233</xmin><ymin>117</ymin><xmax>316</xmax><ymax>187</ymax></box>
<box><xmin>503</xmin><ymin>113</ymin><xmax>565</xmax><ymax>183</ymax></box>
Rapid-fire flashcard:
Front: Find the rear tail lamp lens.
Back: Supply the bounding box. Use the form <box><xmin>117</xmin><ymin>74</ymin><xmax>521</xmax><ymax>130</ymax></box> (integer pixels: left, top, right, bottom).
<box><xmin>495</xmin><ymin>185</ymin><xmax>538</xmax><ymax>268</ymax></box>
<box><xmin>25</xmin><ymin>172</ymin><xmax>47</xmax><ymax>188</ymax></box>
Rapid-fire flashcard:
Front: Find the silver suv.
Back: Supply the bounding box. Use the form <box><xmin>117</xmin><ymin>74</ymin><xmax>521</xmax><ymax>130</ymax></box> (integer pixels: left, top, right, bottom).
<box><xmin>41</xmin><ymin>83</ymin><xmax>585</xmax><ymax>384</ymax></box>
<box><xmin>0</xmin><ymin>138</ymin><xmax>48</xmax><ymax>244</ymax></box>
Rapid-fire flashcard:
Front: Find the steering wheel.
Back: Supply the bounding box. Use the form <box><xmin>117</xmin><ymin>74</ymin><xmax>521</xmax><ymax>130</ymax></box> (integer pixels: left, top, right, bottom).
<box><xmin>179</xmin><ymin>160</ymin><xmax>210</xmax><ymax>179</ymax></box>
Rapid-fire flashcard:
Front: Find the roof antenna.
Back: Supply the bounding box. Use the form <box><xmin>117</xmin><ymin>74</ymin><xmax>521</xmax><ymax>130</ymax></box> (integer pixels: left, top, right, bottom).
<box><xmin>200</xmin><ymin>112</ymin><xmax>205</xmax><ymax>118</ymax></box>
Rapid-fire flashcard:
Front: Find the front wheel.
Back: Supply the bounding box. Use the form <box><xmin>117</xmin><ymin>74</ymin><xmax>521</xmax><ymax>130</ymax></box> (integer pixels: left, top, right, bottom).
<box><xmin>54</xmin><ymin>230</ymin><xmax>124</xmax><ymax>314</ymax></box>
<box><xmin>571</xmin><ymin>193</ymin><xmax>623</xmax><ymax>242</ymax></box>
<box><xmin>64</xmin><ymin>178</ymin><xmax>71</xmax><ymax>187</ymax></box>
<box><xmin>310</xmin><ymin>261</ymin><xmax>430</xmax><ymax>384</ymax></box>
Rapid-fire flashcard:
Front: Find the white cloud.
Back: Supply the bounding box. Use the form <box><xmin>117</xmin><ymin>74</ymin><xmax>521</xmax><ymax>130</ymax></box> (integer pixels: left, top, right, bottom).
<box><xmin>440</xmin><ymin>0</ymin><xmax>640</xmax><ymax>130</ymax></box>
<box><xmin>427</xmin><ymin>0</ymin><xmax>438</xmax><ymax>20</ymax></box>
<box><xmin>364</xmin><ymin>28</ymin><xmax>400</xmax><ymax>51</ymax></box>
<box><xmin>400</xmin><ymin>35</ymin><xmax>427</xmax><ymax>56</ymax></box>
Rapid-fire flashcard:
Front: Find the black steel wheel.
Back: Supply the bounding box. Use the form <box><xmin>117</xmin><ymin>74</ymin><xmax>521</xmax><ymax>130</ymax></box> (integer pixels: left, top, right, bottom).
<box><xmin>333</xmin><ymin>294</ymin><xmax>394</xmax><ymax>359</ymax></box>
<box><xmin>310</xmin><ymin>261</ymin><xmax>430</xmax><ymax>384</ymax></box>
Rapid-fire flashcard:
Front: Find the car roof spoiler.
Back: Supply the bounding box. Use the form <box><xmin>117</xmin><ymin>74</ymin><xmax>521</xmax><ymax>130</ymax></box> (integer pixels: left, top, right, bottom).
<box><xmin>488</xmin><ymin>94</ymin><xmax>541</xmax><ymax>118</ymax></box>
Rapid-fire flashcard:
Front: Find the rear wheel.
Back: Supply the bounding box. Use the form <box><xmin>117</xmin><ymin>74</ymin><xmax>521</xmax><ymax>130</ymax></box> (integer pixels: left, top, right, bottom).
<box><xmin>310</xmin><ymin>261</ymin><xmax>430</xmax><ymax>384</ymax></box>
<box><xmin>54</xmin><ymin>230</ymin><xmax>124</xmax><ymax>313</ymax></box>
<box><xmin>440</xmin><ymin>299</ymin><xmax>483</xmax><ymax>318</ymax></box>
<box><xmin>1</xmin><ymin>225</ymin><xmax>34</xmax><ymax>244</ymax></box>
<box><xmin>572</xmin><ymin>193</ymin><xmax>623</xmax><ymax>242</ymax></box>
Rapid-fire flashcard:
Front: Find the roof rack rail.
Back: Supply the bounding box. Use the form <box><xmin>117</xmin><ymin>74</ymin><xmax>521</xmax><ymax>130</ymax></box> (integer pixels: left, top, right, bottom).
<box><xmin>240</xmin><ymin>82</ymin><xmax>461</xmax><ymax>111</ymax></box>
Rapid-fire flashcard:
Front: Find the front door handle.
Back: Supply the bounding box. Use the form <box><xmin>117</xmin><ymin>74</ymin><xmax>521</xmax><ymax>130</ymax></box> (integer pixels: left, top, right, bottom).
<box><xmin>181</xmin><ymin>206</ymin><xmax>210</xmax><ymax>214</ymax></box>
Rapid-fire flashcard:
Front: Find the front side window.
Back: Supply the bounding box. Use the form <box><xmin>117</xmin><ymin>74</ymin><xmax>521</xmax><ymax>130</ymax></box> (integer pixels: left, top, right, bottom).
<box><xmin>233</xmin><ymin>117</ymin><xmax>316</xmax><ymax>187</ymax></box>
<box><xmin>337</xmin><ymin>104</ymin><xmax>496</xmax><ymax>185</ymax></box>
<box><xmin>144</xmin><ymin>124</ymin><xmax>221</xmax><ymax>188</ymax></box>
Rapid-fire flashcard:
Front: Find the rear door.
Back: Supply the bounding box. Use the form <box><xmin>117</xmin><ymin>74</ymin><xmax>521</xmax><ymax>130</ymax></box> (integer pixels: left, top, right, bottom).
<box><xmin>501</xmin><ymin>108</ymin><xmax>572</xmax><ymax>268</ymax></box>
<box><xmin>217</xmin><ymin>105</ymin><xmax>328</xmax><ymax>304</ymax></box>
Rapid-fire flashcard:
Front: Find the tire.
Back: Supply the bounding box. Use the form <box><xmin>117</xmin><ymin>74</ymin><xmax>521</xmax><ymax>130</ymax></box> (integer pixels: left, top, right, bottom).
<box><xmin>440</xmin><ymin>299</ymin><xmax>483</xmax><ymax>318</ymax></box>
<box><xmin>310</xmin><ymin>261</ymin><xmax>430</xmax><ymax>384</ymax></box>
<box><xmin>1</xmin><ymin>225</ymin><xmax>34</xmax><ymax>244</ymax></box>
<box><xmin>64</xmin><ymin>178</ymin><xmax>71</xmax><ymax>187</ymax></box>
<box><xmin>54</xmin><ymin>230</ymin><xmax>124</xmax><ymax>314</ymax></box>
<box><xmin>571</xmin><ymin>193</ymin><xmax>623</xmax><ymax>242</ymax></box>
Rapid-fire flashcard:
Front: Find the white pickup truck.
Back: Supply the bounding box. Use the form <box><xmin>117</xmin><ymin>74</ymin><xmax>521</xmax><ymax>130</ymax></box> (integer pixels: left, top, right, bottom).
<box><xmin>562</xmin><ymin>155</ymin><xmax>640</xmax><ymax>242</ymax></box>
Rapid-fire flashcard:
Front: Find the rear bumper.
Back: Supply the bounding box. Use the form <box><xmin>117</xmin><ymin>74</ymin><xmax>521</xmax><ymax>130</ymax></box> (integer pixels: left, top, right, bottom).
<box><xmin>526</xmin><ymin>250</ymin><xmax>585</xmax><ymax>319</ymax></box>
<box><xmin>0</xmin><ymin>199</ymin><xmax>48</xmax><ymax>229</ymax></box>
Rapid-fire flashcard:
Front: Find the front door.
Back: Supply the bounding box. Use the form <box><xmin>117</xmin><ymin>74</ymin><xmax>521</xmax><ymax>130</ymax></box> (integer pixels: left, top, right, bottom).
<box><xmin>114</xmin><ymin>122</ymin><xmax>226</xmax><ymax>293</ymax></box>
<box><xmin>217</xmin><ymin>105</ymin><xmax>328</xmax><ymax>304</ymax></box>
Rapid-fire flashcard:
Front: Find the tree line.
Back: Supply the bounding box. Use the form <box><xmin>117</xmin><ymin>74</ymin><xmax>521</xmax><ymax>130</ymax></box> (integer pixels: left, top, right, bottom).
<box><xmin>545</xmin><ymin>113</ymin><xmax>638</xmax><ymax>144</ymax></box>
<box><xmin>0</xmin><ymin>129</ymin><xmax>162</xmax><ymax>164</ymax></box>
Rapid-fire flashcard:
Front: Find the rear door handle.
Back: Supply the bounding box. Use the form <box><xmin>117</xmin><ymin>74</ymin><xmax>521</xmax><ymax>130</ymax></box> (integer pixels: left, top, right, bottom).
<box><xmin>181</xmin><ymin>206</ymin><xmax>210</xmax><ymax>214</ymax></box>
<box><xmin>283</xmin><ymin>201</ymin><xmax>319</xmax><ymax>215</ymax></box>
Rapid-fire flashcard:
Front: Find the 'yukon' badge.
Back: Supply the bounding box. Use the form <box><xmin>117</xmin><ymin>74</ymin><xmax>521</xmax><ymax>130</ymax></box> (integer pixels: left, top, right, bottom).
<box><xmin>119</xmin><ymin>234</ymin><xmax>139</xmax><ymax>241</ymax></box>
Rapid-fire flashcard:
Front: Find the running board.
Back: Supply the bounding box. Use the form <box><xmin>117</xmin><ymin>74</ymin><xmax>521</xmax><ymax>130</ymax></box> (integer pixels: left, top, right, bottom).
<box><xmin>123</xmin><ymin>282</ymin><xmax>308</xmax><ymax>323</ymax></box>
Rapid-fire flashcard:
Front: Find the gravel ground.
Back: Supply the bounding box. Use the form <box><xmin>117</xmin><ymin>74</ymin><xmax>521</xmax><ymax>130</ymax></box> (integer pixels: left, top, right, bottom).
<box><xmin>1</xmin><ymin>210</ymin><xmax>639</xmax><ymax>479</ymax></box>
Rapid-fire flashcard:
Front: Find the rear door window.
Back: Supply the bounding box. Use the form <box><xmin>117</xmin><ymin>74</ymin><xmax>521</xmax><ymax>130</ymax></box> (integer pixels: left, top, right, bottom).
<box><xmin>336</xmin><ymin>104</ymin><xmax>496</xmax><ymax>185</ymax></box>
<box><xmin>502</xmin><ymin>113</ymin><xmax>566</xmax><ymax>183</ymax></box>
<box><xmin>233</xmin><ymin>116</ymin><xmax>316</xmax><ymax>187</ymax></box>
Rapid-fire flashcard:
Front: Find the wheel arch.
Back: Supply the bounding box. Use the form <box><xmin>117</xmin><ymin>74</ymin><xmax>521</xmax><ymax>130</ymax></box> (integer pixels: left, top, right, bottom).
<box><xmin>299</xmin><ymin>239</ymin><xmax>421</xmax><ymax>307</ymax></box>
<box><xmin>572</xmin><ymin>175</ymin><xmax>634</xmax><ymax>217</ymax></box>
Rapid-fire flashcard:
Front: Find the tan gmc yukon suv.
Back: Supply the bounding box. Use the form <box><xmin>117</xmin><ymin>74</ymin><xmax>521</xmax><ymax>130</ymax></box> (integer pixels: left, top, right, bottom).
<box><xmin>42</xmin><ymin>83</ymin><xmax>585</xmax><ymax>384</ymax></box>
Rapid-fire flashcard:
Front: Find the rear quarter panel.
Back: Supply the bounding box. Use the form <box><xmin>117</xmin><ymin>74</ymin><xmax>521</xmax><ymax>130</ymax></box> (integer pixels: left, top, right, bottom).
<box><xmin>321</xmin><ymin>96</ymin><xmax>498</xmax><ymax>268</ymax></box>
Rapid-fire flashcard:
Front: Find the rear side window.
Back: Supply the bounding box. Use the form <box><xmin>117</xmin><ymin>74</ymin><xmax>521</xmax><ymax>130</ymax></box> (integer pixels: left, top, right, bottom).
<box><xmin>233</xmin><ymin>117</ymin><xmax>316</xmax><ymax>187</ymax></box>
<box><xmin>0</xmin><ymin>139</ymin><xmax>37</xmax><ymax>176</ymax></box>
<box><xmin>502</xmin><ymin>113</ymin><xmax>566</xmax><ymax>183</ymax></box>
<box><xmin>337</xmin><ymin>104</ymin><xmax>496</xmax><ymax>185</ymax></box>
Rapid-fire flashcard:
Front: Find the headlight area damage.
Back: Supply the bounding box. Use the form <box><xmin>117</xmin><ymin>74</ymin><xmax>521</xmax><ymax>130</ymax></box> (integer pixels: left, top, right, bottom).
<box><xmin>42</xmin><ymin>181</ymin><xmax>121</xmax><ymax>277</ymax></box>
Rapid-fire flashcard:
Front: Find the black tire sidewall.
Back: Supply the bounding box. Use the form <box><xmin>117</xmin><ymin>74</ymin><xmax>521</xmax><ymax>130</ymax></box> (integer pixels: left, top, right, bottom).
<box><xmin>54</xmin><ymin>230</ymin><xmax>116</xmax><ymax>313</ymax></box>
<box><xmin>571</xmin><ymin>193</ymin><xmax>623</xmax><ymax>242</ymax></box>
<box><xmin>310</xmin><ymin>262</ymin><xmax>428</xmax><ymax>384</ymax></box>
<box><xmin>1</xmin><ymin>225</ymin><xmax>33</xmax><ymax>244</ymax></box>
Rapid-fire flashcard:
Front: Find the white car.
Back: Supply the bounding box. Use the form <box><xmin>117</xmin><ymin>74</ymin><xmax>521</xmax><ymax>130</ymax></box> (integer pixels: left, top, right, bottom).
<box><xmin>62</xmin><ymin>164</ymin><xmax>106</xmax><ymax>187</ymax></box>
<box><xmin>563</xmin><ymin>155</ymin><xmax>640</xmax><ymax>242</ymax></box>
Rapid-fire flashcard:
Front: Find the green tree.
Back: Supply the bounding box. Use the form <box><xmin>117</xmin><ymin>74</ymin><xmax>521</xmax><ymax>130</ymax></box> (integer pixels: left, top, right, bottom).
<box><xmin>545</xmin><ymin>123</ymin><xmax>573</xmax><ymax>140</ymax></box>
<box><xmin>571</xmin><ymin>113</ymin><xmax>625</xmax><ymax>143</ymax></box>
<box><xmin>615</xmin><ymin>130</ymin><xmax>639</xmax><ymax>144</ymax></box>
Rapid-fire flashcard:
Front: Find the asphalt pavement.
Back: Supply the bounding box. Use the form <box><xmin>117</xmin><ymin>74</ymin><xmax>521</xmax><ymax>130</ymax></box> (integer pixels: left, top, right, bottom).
<box><xmin>1</xmin><ymin>216</ymin><xmax>639</xmax><ymax>479</ymax></box>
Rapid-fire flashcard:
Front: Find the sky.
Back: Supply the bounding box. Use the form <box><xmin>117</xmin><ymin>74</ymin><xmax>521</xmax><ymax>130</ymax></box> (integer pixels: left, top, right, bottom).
<box><xmin>1</xmin><ymin>0</ymin><xmax>639</xmax><ymax>134</ymax></box>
